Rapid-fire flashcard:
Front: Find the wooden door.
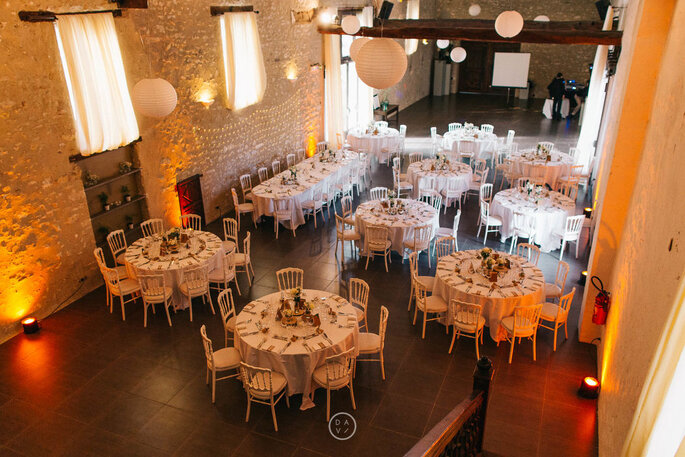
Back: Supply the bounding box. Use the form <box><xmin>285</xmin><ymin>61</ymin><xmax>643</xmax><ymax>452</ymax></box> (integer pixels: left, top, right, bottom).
<box><xmin>176</xmin><ymin>174</ymin><xmax>205</xmax><ymax>225</ymax></box>
<box><xmin>458</xmin><ymin>42</ymin><xmax>522</xmax><ymax>94</ymax></box>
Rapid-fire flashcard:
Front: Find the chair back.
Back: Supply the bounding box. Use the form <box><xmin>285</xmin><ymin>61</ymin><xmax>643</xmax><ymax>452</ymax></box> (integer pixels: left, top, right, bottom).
<box><xmin>555</xmin><ymin>260</ymin><xmax>570</xmax><ymax>291</ymax></box>
<box><xmin>240</xmin><ymin>174</ymin><xmax>252</xmax><ymax>195</ymax></box>
<box><xmin>316</xmin><ymin>141</ymin><xmax>328</xmax><ymax>154</ymax></box>
<box><xmin>435</xmin><ymin>236</ymin><xmax>457</xmax><ymax>259</ymax></box>
<box><xmin>451</xmin><ymin>300</ymin><xmax>482</xmax><ymax>329</ymax></box>
<box><xmin>448</xmin><ymin>122</ymin><xmax>460</xmax><ymax>132</ymax></box>
<box><xmin>408</xmin><ymin>251</ymin><xmax>419</xmax><ymax>277</ymax></box>
<box><xmin>323</xmin><ymin>349</ymin><xmax>355</xmax><ymax>387</ymax></box>
<box><xmin>334</xmin><ymin>214</ymin><xmax>347</xmax><ymax>235</ymax></box>
<box><xmin>240</xmin><ymin>362</ymin><xmax>277</xmax><ymax>397</ymax></box>
<box><xmin>379</xmin><ymin>305</ymin><xmax>389</xmax><ymax>350</ymax></box>
<box><xmin>101</xmin><ymin>265</ymin><xmax>123</xmax><ymax>293</ymax></box>
<box><xmin>340</xmin><ymin>195</ymin><xmax>353</xmax><ymax>217</ymax></box>
<box><xmin>375</xmin><ymin>121</ymin><xmax>388</xmax><ymax>131</ymax></box>
<box><xmin>560</xmin><ymin>182</ymin><xmax>579</xmax><ymax>201</ymax></box>
<box><xmin>413</xmin><ymin>271</ymin><xmax>430</xmax><ymax>305</ymax></box>
<box><xmin>242</xmin><ymin>231</ymin><xmax>251</xmax><ymax>258</ymax></box>
<box><xmin>349</xmin><ymin>277</ymin><xmax>369</xmax><ymax>315</ymax></box>
<box><xmin>513</xmin><ymin>212</ymin><xmax>535</xmax><ymax>238</ymax></box>
<box><xmin>451</xmin><ymin>210</ymin><xmax>462</xmax><ymax>240</ymax></box>
<box><xmin>479</xmin><ymin>183</ymin><xmax>493</xmax><ymax>203</ymax></box>
<box><xmin>217</xmin><ymin>288</ymin><xmax>236</xmax><ymax>331</ymax></box>
<box><xmin>274</xmin><ymin>199</ymin><xmax>292</xmax><ymax>218</ymax></box>
<box><xmin>474</xmin><ymin>159</ymin><xmax>487</xmax><ymax>173</ymax></box>
<box><xmin>429</xmin><ymin>193</ymin><xmax>442</xmax><ymax>211</ymax></box>
<box><xmin>218</xmin><ymin>246</ymin><xmax>236</xmax><ymax>281</ymax></box>
<box><xmin>557</xmin><ymin>287</ymin><xmax>576</xmax><ymax>319</ymax></box>
<box><xmin>258</xmin><ymin>167</ymin><xmax>269</xmax><ymax>183</ymax></box>
<box><xmin>480</xmin><ymin>124</ymin><xmax>494</xmax><ymax>134</ymax></box>
<box><xmin>512</xmin><ymin>304</ymin><xmax>543</xmax><ymax>333</ymax></box>
<box><xmin>564</xmin><ymin>215</ymin><xmax>585</xmax><ymax>239</ymax></box>
<box><xmin>366</xmin><ymin>225</ymin><xmax>389</xmax><ymax>252</ymax></box>
<box><xmin>506</xmin><ymin>130</ymin><xmax>515</xmax><ymax>144</ymax></box>
<box><xmin>430</xmin><ymin>126</ymin><xmax>438</xmax><ymax>141</ymax></box>
<box><xmin>392</xmin><ymin>156</ymin><xmax>401</xmax><ymax>169</ymax></box>
<box><xmin>181</xmin><ymin>214</ymin><xmax>201</xmax><ymax>230</ymax></box>
<box><xmin>473</xmin><ymin>168</ymin><xmax>488</xmax><ymax>186</ymax></box>
<box><xmin>568</xmin><ymin>164</ymin><xmax>583</xmax><ymax>177</ymax></box>
<box><xmin>286</xmin><ymin>153</ymin><xmax>296</xmax><ymax>168</ymax></box>
<box><xmin>272</xmin><ymin>160</ymin><xmax>281</xmax><ymax>176</ymax></box>
<box><xmin>399</xmin><ymin>124</ymin><xmax>407</xmax><ymax>137</ymax></box>
<box><xmin>412</xmin><ymin>225</ymin><xmax>432</xmax><ymax>250</ymax></box>
<box><xmin>538</xmin><ymin>141</ymin><xmax>555</xmax><ymax>151</ymax></box>
<box><xmin>479</xmin><ymin>200</ymin><xmax>490</xmax><ymax>222</ymax></box>
<box><xmin>223</xmin><ymin>218</ymin><xmax>238</xmax><ymax>245</ymax></box>
<box><xmin>568</xmin><ymin>147</ymin><xmax>578</xmax><ymax>159</ymax></box>
<box><xmin>510</xmin><ymin>142</ymin><xmax>519</xmax><ymax>154</ymax></box>
<box><xmin>296</xmin><ymin>148</ymin><xmax>306</xmax><ymax>162</ymax></box>
<box><xmin>182</xmin><ymin>265</ymin><xmax>209</xmax><ymax>294</ymax></box>
<box><xmin>276</xmin><ymin>267</ymin><xmax>304</xmax><ymax>291</ymax></box>
<box><xmin>459</xmin><ymin>139</ymin><xmax>476</xmax><ymax>155</ymax></box>
<box><xmin>409</xmin><ymin>152</ymin><xmax>423</xmax><ymax>164</ymax></box>
<box><xmin>107</xmin><ymin>229</ymin><xmax>127</xmax><ymax>258</ymax></box>
<box><xmin>200</xmin><ymin>325</ymin><xmax>215</xmax><ymax>369</ymax></box>
<box><xmin>141</xmin><ymin>218</ymin><xmax>164</xmax><ymax>237</ymax></box>
<box><xmin>516</xmin><ymin>243</ymin><xmax>540</xmax><ymax>265</ymax></box>
<box><xmin>231</xmin><ymin>187</ymin><xmax>241</xmax><ymax>206</ymax></box>
<box><xmin>418</xmin><ymin>176</ymin><xmax>436</xmax><ymax>196</ymax></box>
<box><xmin>370</xmin><ymin>187</ymin><xmax>388</xmax><ymax>201</ymax></box>
<box><xmin>139</xmin><ymin>273</ymin><xmax>167</xmax><ymax>303</ymax></box>
<box><xmin>93</xmin><ymin>247</ymin><xmax>106</xmax><ymax>270</ymax></box>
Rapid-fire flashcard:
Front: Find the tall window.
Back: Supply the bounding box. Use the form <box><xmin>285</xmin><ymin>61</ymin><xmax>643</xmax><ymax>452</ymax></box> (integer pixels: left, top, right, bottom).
<box><xmin>340</xmin><ymin>7</ymin><xmax>373</xmax><ymax>132</ymax></box>
<box><xmin>220</xmin><ymin>12</ymin><xmax>266</xmax><ymax>110</ymax></box>
<box><xmin>54</xmin><ymin>13</ymin><xmax>139</xmax><ymax>155</ymax></box>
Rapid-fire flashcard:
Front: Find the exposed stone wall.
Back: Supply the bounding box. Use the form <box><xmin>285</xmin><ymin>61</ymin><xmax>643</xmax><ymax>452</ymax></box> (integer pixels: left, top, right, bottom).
<box><xmin>0</xmin><ymin>0</ymin><xmax>323</xmax><ymax>342</ymax></box>
<box><xmin>437</xmin><ymin>0</ymin><xmax>599</xmax><ymax>94</ymax></box>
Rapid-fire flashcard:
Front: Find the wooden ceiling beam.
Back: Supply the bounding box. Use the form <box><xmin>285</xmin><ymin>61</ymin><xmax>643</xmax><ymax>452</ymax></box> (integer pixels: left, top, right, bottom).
<box><xmin>318</xmin><ymin>19</ymin><xmax>621</xmax><ymax>46</ymax></box>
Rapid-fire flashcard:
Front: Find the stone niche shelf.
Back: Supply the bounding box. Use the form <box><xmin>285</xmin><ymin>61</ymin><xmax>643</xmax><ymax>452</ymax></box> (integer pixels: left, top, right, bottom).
<box><xmin>74</xmin><ymin>143</ymin><xmax>150</xmax><ymax>250</ymax></box>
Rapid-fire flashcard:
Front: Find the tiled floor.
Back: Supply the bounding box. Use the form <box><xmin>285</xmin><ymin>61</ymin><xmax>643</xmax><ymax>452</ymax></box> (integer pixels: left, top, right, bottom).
<box><xmin>0</xmin><ymin>95</ymin><xmax>597</xmax><ymax>457</ymax></box>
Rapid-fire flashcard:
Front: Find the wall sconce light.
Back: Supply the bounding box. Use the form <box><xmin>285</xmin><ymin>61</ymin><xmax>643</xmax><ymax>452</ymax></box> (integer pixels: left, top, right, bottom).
<box><xmin>193</xmin><ymin>81</ymin><xmax>217</xmax><ymax>108</ymax></box>
<box><xmin>422</xmin><ymin>39</ymin><xmax>429</xmax><ymax>45</ymax></box>
<box><xmin>286</xmin><ymin>62</ymin><xmax>298</xmax><ymax>81</ymax></box>
<box><xmin>578</xmin><ymin>376</ymin><xmax>600</xmax><ymax>399</ymax></box>
<box><xmin>22</xmin><ymin>317</ymin><xmax>40</xmax><ymax>334</ymax></box>
<box><xmin>317</xmin><ymin>7</ymin><xmax>337</xmax><ymax>25</ymax></box>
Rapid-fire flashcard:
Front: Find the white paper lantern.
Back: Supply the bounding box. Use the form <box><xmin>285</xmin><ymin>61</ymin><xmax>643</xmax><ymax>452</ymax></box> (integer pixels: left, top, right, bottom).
<box><xmin>450</xmin><ymin>47</ymin><xmax>467</xmax><ymax>63</ymax></box>
<box><xmin>349</xmin><ymin>37</ymin><xmax>371</xmax><ymax>61</ymax></box>
<box><xmin>355</xmin><ymin>38</ymin><xmax>407</xmax><ymax>90</ymax></box>
<box><xmin>495</xmin><ymin>11</ymin><xmax>525</xmax><ymax>38</ymax></box>
<box><xmin>534</xmin><ymin>15</ymin><xmax>550</xmax><ymax>22</ymax></box>
<box><xmin>132</xmin><ymin>79</ymin><xmax>177</xmax><ymax>118</ymax></box>
<box><xmin>341</xmin><ymin>15</ymin><xmax>361</xmax><ymax>35</ymax></box>
<box><xmin>468</xmin><ymin>4</ymin><xmax>481</xmax><ymax>16</ymax></box>
<box><xmin>436</xmin><ymin>39</ymin><xmax>450</xmax><ymax>49</ymax></box>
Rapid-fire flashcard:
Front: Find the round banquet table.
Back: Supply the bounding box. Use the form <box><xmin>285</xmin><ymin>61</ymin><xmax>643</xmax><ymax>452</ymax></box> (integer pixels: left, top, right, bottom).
<box><xmin>354</xmin><ymin>199</ymin><xmax>440</xmax><ymax>255</ymax></box>
<box><xmin>442</xmin><ymin>130</ymin><xmax>499</xmax><ymax>160</ymax></box>
<box><xmin>346</xmin><ymin>128</ymin><xmax>400</xmax><ymax>161</ymax></box>
<box><xmin>490</xmin><ymin>188</ymin><xmax>576</xmax><ymax>253</ymax></box>
<box><xmin>406</xmin><ymin>159</ymin><xmax>472</xmax><ymax>199</ymax></box>
<box><xmin>251</xmin><ymin>151</ymin><xmax>358</xmax><ymax>229</ymax></box>
<box><xmin>234</xmin><ymin>289</ymin><xmax>359</xmax><ymax>410</ymax></box>
<box><xmin>124</xmin><ymin>230</ymin><xmax>224</xmax><ymax>310</ymax></box>
<box><xmin>433</xmin><ymin>250</ymin><xmax>545</xmax><ymax>341</ymax></box>
<box><xmin>509</xmin><ymin>150</ymin><xmax>574</xmax><ymax>188</ymax></box>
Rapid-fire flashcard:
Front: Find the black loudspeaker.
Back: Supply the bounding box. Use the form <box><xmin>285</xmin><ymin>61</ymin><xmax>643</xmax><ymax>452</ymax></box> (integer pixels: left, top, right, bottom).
<box><xmin>378</xmin><ymin>1</ymin><xmax>393</xmax><ymax>20</ymax></box>
<box><xmin>595</xmin><ymin>0</ymin><xmax>610</xmax><ymax>20</ymax></box>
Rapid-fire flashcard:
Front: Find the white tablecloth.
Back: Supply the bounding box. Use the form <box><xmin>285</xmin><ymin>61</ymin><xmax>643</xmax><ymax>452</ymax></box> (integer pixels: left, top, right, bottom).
<box><xmin>354</xmin><ymin>199</ymin><xmax>440</xmax><ymax>255</ymax></box>
<box><xmin>542</xmin><ymin>98</ymin><xmax>570</xmax><ymax>119</ymax></box>
<box><xmin>251</xmin><ymin>152</ymin><xmax>358</xmax><ymax>229</ymax></box>
<box><xmin>490</xmin><ymin>188</ymin><xmax>576</xmax><ymax>252</ymax></box>
<box><xmin>347</xmin><ymin>128</ymin><xmax>400</xmax><ymax>161</ymax></box>
<box><xmin>124</xmin><ymin>231</ymin><xmax>224</xmax><ymax>309</ymax></box>
<box><xmin>406</xmin><ymin>159</ymin><xmax>472</xmax><ymax>199</ymax></box>
<box><xmin>441</xmin><ymin>130</ymin><xmax>499</xmax><ymax>160</ymax></box>
<box><xmin>509</xmin><ymin>150</ymin><xmax>574</xmax><ymax>187</ymax></box>
<box><xmin>234</xmin><ymin>289</ymin><xmax>359</xmax><ymax>410</ymax></box>
<box><xmin>433</xmin><ymin>250</ymin><xmax>545</xmax><ymax>341</ymax></box>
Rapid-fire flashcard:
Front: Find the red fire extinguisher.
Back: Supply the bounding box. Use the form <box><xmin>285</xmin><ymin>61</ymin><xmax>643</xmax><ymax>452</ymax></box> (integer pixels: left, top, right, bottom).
<box><xmin>591</xmin><ymin>276</ymin><xmax>610</xmax><ymax>325</ymax></box>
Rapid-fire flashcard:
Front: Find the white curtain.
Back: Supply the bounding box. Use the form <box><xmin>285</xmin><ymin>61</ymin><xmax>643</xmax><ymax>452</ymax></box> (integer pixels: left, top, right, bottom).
<box><xmin>220</xmin><ymin>12</ymin><xmax>266</xmax><ymax>110</ymax></box>
<box><xmin>623</xmin><ymin>279</ymin><xmax>685</xmax><ymax>457</ymax></box>
<box><xmin>356</xmin><ymin>7</ymin><xmax>374</xmax><ymax>128</ymax></box>
<box><xmin>405</xmin><ymin>0</ymin><xmax>420</xmax><ymax>55</ymax></box>
<box><xmin>54</xmin><ymin>13</ymin><xmax>139</xmax><ymax>155</ymax></box>
<box><xmin>324</xmin><ymin>34</ymin><xmax>343</xmax><ymax>143</ymax></box>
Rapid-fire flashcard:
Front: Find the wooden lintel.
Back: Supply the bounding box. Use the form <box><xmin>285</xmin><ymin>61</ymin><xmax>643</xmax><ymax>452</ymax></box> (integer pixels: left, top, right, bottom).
<box><xmin>114</xmin><ymin>0</ymin><xmax>148</xmax><ymax>8</ymax></box>
<box><xmin>19</xmin><ymin>9</ymin><xmax>123</xmax><ymax>22</ymax></box>
<box><xmin>210</xmin><ymin>5</ymin><xmax>257</xmax><ymax>16</ymax></box>
<box><xmin>318</xmin><ymin>19</ymin><xmax>622</xmax><ymax>46</ymax></box>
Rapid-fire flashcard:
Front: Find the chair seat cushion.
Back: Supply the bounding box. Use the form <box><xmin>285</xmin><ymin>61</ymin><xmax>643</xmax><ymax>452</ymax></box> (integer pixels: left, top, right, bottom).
<box><xmin>244</xmin><ymin>191</ymin><xmax>253</xmax><ymax>201</ymax></box>
<box><xmin>343</xmin><ymin>215</ymin><xmax>356</xmax><ymax>226</ymax></box>
<box><xmin>340</xmin><ymin>230</ymin><xmax>361</xmax><ymax>241</ymax></box>
<box><xmin>234</xmin><ymin>253</ymin><xmax>248</xmax><ymax>266</ymax></box>
<box><xmin>358</xmin><ymin>332</ymin><xmax>381</xmax><ymax>353</ymax></box>
<box><xmin>142</xmin><ymin>286</ymin><xmax>173</xmax><ymax>304</ymax></box>
<box><xmin>435</xmin><ymin>227</ymin><xmax>453</xmax><ymax>238</ymax></box>
<box><xmin>312</xmin><ymin>362</ymin><xmax>350</xmax><ymax>389</ymax></box>
<box><xmin>213</xmin><ymin>347</ymin><xmax>241</xmax><ymax>370</ymax></box>
<box><xmin>544</xmin><ymin>283</ymin><xmax>562</xmax><ymax>297</ymax></box>
<box><xmin>275</xmin><ymin>211</ymin><xmax>292</xmax><ymax>220</ymax></box>
<box><xmin>180</xmin><ymin>281</ymin><xmax>208</xmax><ymax>296</ymax></box>
<box><xmin>115</xmin><ymin>266</ymin><xmax>129</xmax><ymax>279</ymax></box>
<box><xmin>540</xmin><ymin>302</ymin><xmax>566</xmax><ymax>322</ymax></box>
<box><xmin>249</xmin><ymin>371</ymin><xmax>287</xmax><ymax>399</ymax></box>
<box><xmin>354</xmin><ymin>307</ymin><xmax>365</xmax><ymax>322</ymax></box>
<box><xmin>487</xmin><ymin>215</ymin><xmax>503</xmax><ymax>226</ymax></box>
<box><xmin>501</xmin><ymin>316</ymin><xmax>535</xmax><ymax>337</ymax></box>
<box><xmin>115</xmin><ymin>252</ymin><xmax>127</xmax><ymax>265</ymax></box>
<box><xmin>208</xmin><ymin>268</ymin><xmax>235</xmax><ymax>283</ymax></box>
<box><xmin>238</xmin><ymin>203</ymin><xmax>254</xmax><ymax>212</ymax></box>
<box><xmin>111</xmin><ymin>278</ymin><xmax>140</xmax><ymax>296</ymax></box>
<box><xmin>420</xmin><ymin>295</ymin><xmax>448</xmax><ymax>313</ymax></box>
<box><xmin>222</xmin><ymin>240</ymin><xmax>237</xmax><ymax>252</ymax></box>
<box><xmin>368</xmin><ymin>240</ymin><xmax>392</xmax><ymax>252</ymax></box>
<box><xmin>454</xmin><ymin>316</ymin><xmax>486</xmax><ymax>334</ymax></box>
<box><xmin>303</xmin><ymin>200</ymin><xmax>323</xmax><ymax>210</ymax></box>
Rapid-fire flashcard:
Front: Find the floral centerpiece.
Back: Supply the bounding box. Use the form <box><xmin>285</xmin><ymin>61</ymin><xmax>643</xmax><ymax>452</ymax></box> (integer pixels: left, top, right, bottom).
<box><xmin>281</xmin><ymin>166</ymin><xmax>299</xmax><ymax>185</ymax></box>
<box><xmin>435</xmin><ymin>153</ymin><xmax>450</xmax><ymax>170</ymax></box>
<box><xmin>535</xmin><ymin>143</ymin><xmax>552</xmax><ymax>161</ymax></box>
<box><xmin>84</xmin><ymin>170</ymin><xmax>99</xmax><ymax>187</ymax></box>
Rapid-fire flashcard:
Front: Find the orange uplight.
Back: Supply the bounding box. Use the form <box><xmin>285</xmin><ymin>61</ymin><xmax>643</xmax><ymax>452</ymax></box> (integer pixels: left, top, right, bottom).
<box><xmin>584</xmin><ymin>376</ymin><xmax>598</xmax><ymax>386</ymax></box>
<box><xmin>579</xmin><ymin>376</ymin><xmax>600</xmax><ymax>398</ymax></box>
<box><xmin>21</xmin><ymin>317</ymin><xmax>39</xmax><ymax>334</ymax></box>
<box><xmin>22</xmin><ymin>317</ymin><xmax>35</xmax><ymax>325</ymax></box>
<box><xmin>306</xmin><ymin>136</ymin><xmax>316</xmax><ymax>157</ymax></box>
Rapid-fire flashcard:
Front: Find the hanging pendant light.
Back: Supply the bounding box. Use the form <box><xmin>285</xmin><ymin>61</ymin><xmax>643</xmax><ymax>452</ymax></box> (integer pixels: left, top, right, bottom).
<box><xmin>436</xmin><ymin>39</ymin><xmax>450</xmax><ymax>49</ymax></box>
<box><xmin>355</xmin><ymin>38</ymin><xmax>407</xmax><ymax>89</ymax></box>
<box><xmin>534</xmin><ymin>15</ymin><xmax>551</xmax><ymax>22</ymax></box>
<box><xmin>468</xmin><ymin>4</ymin><xmax>481</xmax><ymax>16</ymax></box>
<box><xmin>132</xmin><ymin>79</ymin><xmax>177</xmax><ymax>118</ymax></box>
<box><xmin>495</xmin><ymin>11</ymin><xmax>525</xmax><ymax>38</ymax></box>
<box><xmin>341</xmin><ymin>15</ymin><xmax>361</xmax><ymax>35</ymax></box>
<box><xmin>350</xmin><ymin>37</ymin><xmax>371</xmax><ymax>61</ymax></box>
<box><xmin>450</xmin><ymin>47</ymin><xmax>467</xmax><ymax>63</ymax></box>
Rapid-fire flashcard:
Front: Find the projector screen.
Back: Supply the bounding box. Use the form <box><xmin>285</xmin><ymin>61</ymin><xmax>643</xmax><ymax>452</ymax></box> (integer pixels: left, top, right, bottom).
<box><xmin>492</xmin><ymin>52</ymin><xmax>531</xmax><ymax>88</ymax></box>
